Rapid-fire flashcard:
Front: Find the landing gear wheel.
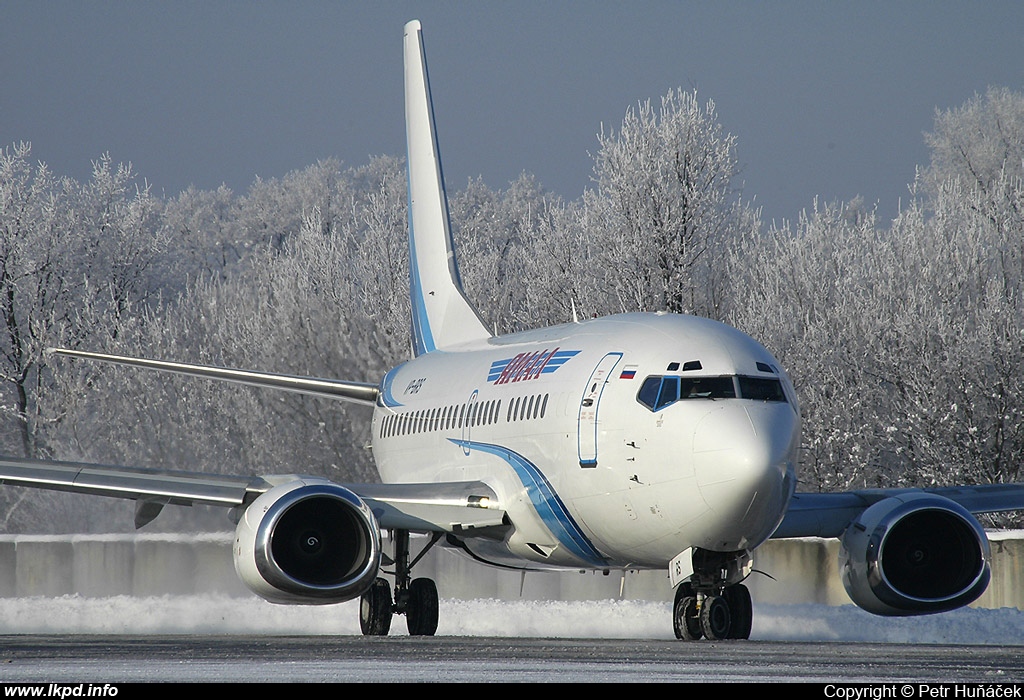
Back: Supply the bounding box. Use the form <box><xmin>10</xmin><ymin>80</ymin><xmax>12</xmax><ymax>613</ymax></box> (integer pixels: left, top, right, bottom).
<box><xmin>405</xmin><ymin>577</ymin><xmax>439</xmax><ymax>636</ymax></box>
<box><xmin>724</xmin><ymin>583</ymin><xmax>752</xmax><ymax>640</ymax></box>
<box><xmin>674</xmin><ymin>596</ymin><xmax>703</xmax><ymax>640</ymax></box>
<box><xmin>699</xmin><ymin>594</ymin><xmax>731</xmax><ymax>640</ymax></box>
<box><xmin>359</xmin><ymin>577</ymin><xmax>393</xmax><ymax>636</ymax></box>
<box><xmin>672</xmin><ymin>582</ymin><xmax>702</xmax><ymax>640</ymax></box>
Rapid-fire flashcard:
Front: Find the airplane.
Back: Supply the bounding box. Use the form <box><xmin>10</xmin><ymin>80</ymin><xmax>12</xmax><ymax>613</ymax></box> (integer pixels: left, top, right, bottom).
<box><xmin>1</xmin><ymin>19</ymin><xmax>1023</xmax><ymax>640</ymax></box>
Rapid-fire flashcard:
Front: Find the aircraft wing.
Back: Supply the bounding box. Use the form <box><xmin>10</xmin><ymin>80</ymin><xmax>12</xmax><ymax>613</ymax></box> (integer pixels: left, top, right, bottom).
<box><xmin>48</xmin><ymin>348</ymin><xmax>380</xmax><ymax>405</ymax></box>
<box><xmin>773</xmin><ymin>484</ymin><xmax>1024</xmax><ymax>539</ymax></box>
<box><xmin>0</xmin><ymin>455</ymin><xmax>507</xmax><ymax>534</ymax></box>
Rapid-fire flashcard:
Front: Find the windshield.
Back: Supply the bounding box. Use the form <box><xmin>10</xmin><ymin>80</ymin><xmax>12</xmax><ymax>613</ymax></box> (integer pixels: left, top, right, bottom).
<box><xmin>636</xmin><ymin>375</ymin><xmax>786</xmax><ymax>411</ymax></box>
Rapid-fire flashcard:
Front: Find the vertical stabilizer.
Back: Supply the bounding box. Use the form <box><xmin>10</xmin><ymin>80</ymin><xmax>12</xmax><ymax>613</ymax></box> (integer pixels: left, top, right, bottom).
<box><xmin>404</xmin><ymin>20</ymin><xmax>492</xmax><ymax>355</ymax></box>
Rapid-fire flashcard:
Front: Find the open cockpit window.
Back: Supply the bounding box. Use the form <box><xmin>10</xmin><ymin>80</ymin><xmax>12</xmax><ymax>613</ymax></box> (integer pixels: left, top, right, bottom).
<box><xmin>637</xmin><ymin>374</ymin><xmax>786</xmax><ymax>411</ymax></box>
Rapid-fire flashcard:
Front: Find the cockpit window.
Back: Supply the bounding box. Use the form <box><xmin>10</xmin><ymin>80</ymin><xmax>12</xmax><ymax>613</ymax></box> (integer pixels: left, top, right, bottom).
<box><xmin>637</xmin><ymin>374</ymin><xmax>786</xmax><ymax>411</ymax></box>
<box><xmin>637</xmin><ymin>376</ymin><xmax>663</xmax><ymax>409</ymax></box>
<box><xmin>681</xmin><ymin>376</ymin><xmax>737</xmax><ymax>400</ymax></box>
<box><xmin>738</xmin><ymin>376</ymin><xmax>787</xmax><ymax>402</ymax></box>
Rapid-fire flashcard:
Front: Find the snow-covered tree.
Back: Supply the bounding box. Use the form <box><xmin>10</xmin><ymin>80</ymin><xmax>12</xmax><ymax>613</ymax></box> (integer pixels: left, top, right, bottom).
<box><xmin>0</xmin><ymin>144</ymin><xmax>165</xmax><ymax>459</ymax></box>
<box><xmin>923</xmin><ymin>86</ymin><xmax>1024</xmax><ymax>200</ymax></box>
<box><xmin>727</xmin><ymin>87</ymin><xmax>1024</xmax><ymax>495</ymax></box>
<box><xmin>584</xmin><ymin>89</ymin><xmax>758</xmax><ymax>319</ymax></box>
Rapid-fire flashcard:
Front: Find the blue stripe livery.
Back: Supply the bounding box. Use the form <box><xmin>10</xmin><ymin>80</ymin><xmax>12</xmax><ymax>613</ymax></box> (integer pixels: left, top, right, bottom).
<box><xmin>448</xmin><ymin>438</ymin><xmax>607</xmax><ymax>567</ymax></box>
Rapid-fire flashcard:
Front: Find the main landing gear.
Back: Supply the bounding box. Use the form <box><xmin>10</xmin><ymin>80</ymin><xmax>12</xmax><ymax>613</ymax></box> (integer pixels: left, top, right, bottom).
<box><xmin>672</xmin><ymin>548</ymin><xmax>754</xmax><ymax>641</ymax></box>
<box><xmin>360</xmin><ymin>530</ymin><xmax>442</xmax><ymax>636</ymax></box>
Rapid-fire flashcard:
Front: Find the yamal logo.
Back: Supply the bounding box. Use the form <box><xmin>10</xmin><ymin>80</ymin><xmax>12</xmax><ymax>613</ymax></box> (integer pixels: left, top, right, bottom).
<box><xmin>487</xmin><ymin>348</ymin><xmax>579</xmax><ymax>385</ymax></box>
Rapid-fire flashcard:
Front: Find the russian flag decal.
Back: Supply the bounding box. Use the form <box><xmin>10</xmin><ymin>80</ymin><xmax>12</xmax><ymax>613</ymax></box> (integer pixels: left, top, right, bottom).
<box><xmin>619</xmin><ymin>365</ymin><xmax>638</xmax><ymax>380</ymax></box>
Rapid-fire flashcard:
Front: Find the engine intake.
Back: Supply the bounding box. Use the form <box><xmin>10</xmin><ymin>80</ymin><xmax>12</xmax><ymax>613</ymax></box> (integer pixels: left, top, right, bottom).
<box><xmin>839</xmin><ymin>493</ymin><xmax>990</xmax><ymax>616</ymax></box>
<box><xmin>234</xmin><ymin>479</ymin><xmax>382</xmax><ymax>604</ymax></box>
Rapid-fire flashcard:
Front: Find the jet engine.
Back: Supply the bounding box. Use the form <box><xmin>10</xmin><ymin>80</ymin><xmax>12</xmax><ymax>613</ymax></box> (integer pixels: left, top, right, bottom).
<box><xmin>234</xmin><ymin>479</ymin><xmax>382</xmax><ymax>604</ymax></box>
<box><xmin>839</xmin><ymin>493</ymin><xmax>990</xmax><ymax>616</ymax></box>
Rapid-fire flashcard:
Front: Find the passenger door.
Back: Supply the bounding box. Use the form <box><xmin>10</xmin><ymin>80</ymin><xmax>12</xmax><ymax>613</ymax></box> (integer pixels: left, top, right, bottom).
<box><xmin>577</xmin><ymin>352</ymin><xmax>622</xmax><ymax>467</ymax></box>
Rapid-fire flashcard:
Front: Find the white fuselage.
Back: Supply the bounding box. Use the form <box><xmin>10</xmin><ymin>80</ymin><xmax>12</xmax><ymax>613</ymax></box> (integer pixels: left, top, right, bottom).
<box><xmin>371</xmin><ymin>312</ymin><xmax>800</xmax><ymax>571</ymax></box>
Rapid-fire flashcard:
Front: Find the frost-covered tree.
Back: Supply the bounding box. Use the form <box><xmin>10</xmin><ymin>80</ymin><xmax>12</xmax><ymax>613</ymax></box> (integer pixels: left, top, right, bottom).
<box><xmin>0</xmin><ymin>144</ymin><xmax>165</xmax><ymax>459</ymax></box>
<box><xmin>584</xmin><ymin>89</ymin><xmax>758</xmax><ymax>319</ymax></box>
<box><xmin>887</xmin><ymin>176</ymin><xmax>1024</xmax><ymax>488</ymax></box>
<box><xmin>12</xmin><ymin>84</ymin><xmax>1024</xmax><ymax>534</ymax></box>
<box><xmin>234</xmin><ymin>158</ymin><xmax>346</xmax><ymax>253</ymax></box>
<box><xmin>64</xmin><ymin>157</ymin><xmax>408</xmax><ymax>490</ymax></box>
<box><xmin>0</xmin><ymin>145</ymin><xmax>170</xmax><ymax>531</ymax></box>
<box><xmin>888</xmin><ymin>88</ymin><xmax>1024</xmax><ymax>488</ymax></box>
<box><xmin>158</xmin><ymin>184</ymin><xmax>244</xmax><ymax>284</ymax></box>
<box><xmin>727</xmin><ymin>87</ymin><xmax>1024</xmax><ymax>495</ymax></box>
<box><xmin>727</xmin><ymin>200</ymin><xmax>895</xmax><ymax>490</ymax></box>
<box><xmin>451</xmin><ymin>173</ymin><xmax>575</xmax><ymax>333</ymax></box>
<box><xmin>923</xmin><ymin>86</ymin><xmax>1024</xmax><ymax>200</ymax></box>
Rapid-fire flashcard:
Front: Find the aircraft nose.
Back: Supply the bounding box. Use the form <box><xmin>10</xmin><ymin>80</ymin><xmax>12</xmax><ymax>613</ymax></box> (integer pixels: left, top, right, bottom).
<box><xmin>691</xmin><ymin>403</ymin><xmax>797</xmax><ymax>549</ymax></box>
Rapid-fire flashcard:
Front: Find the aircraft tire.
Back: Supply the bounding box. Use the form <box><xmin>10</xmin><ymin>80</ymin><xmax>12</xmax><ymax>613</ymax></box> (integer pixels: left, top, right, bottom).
<box><xmin>674</xmin><ymin>596</ymin><xmax>703</xmax><ymax>640</ymax></box>
<box><xmin>406</xmin><ymin>577</ymin><xmax>439</xmax><ymax>636</ymax></box>
<box><xmin>724</xmin><ymin>584</ymin><xmax>753</xmax><ymax>640</ymax></box>
<box><xmin>700</xmin><ymin>594</ymin><xmax>731</xmax><ymax>641</ymax></box>
<box><xmin>672</xmin><ymin>582</ymin><xmax>703</xmax><ymax>640</ymax></box>
<box><xmin>359</xmin><ymin>577</ymin><xmax>393</xmax><ymax>636</ymax></box>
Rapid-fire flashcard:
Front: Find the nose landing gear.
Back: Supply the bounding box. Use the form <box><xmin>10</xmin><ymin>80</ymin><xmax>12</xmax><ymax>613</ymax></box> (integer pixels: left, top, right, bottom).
<box><xmin>673</xmin><ymin>581</ymin><xmax>752</xmax><ymax>640</ymax></box>
<box><xmin>673</xmin><ymin>548</ymin><xmax>754</xmax><ymax>640</ymax></box>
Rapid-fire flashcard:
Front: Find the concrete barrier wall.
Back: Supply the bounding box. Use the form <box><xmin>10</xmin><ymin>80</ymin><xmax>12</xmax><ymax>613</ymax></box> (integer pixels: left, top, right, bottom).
<box><xmin>0</xmin><ymin>534</ymin><xmax>247</xmax><ymax>599</ymax></box>
<box><xmin>1</xmin><ymin>533</ymin><xmax>1021</xmax><ymax>609</ymax></box>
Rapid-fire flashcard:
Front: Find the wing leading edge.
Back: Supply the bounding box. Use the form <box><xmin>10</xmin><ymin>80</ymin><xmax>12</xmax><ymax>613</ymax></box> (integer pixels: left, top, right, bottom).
<box><xmin>0</xmin><ymin>455</ymin><xmax>506</xmax><ymax>534</ymax></box>
<box><xmin>49</xmin><ymin>348</ymin><xmax>380</xmax><ymax>405</ymax></box>
<box><xmin>774</xmin><ymin>485</ymin><xmax>1024</xmax><ymax>539</ymax></box>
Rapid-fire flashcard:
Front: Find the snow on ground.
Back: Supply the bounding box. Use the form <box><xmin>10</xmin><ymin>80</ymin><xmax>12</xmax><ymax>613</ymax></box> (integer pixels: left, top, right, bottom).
<box><xmin>1</xmin><ymin>595</ymin><xmax>1022</xmax><ymax>644</ymax></box>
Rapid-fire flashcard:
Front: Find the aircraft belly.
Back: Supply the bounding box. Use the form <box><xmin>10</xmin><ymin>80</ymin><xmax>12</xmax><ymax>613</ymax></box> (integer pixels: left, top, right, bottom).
<box><xmin>446</xmin><ymin>536</ymin><xmax>586</xmax><ymax>572</ymax></box>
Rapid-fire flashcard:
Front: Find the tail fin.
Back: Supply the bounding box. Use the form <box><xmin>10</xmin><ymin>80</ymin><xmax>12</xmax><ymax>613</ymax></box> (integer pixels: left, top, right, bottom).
<box><xmin>404</xmin><ymin>20</ymin><xmax>491</xmax><ymax>355</ymax></box>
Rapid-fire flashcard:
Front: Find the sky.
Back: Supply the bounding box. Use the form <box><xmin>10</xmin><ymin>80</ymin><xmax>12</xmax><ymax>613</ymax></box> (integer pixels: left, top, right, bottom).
<box><xmin>3</xmin><ymin>1</ymin><xmax>1023</xmax><ymax>226</ymax></box>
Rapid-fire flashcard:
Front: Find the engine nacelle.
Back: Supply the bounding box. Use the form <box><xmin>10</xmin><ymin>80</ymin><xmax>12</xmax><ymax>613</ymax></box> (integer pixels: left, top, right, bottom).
<box><xmin>234</xmin><ymin>479</ymin><xmax>382</xmax><ymax>604</ymax></box>
<box><xmin>839</xmin><ymin>493</ymin><xmax>990</xmax><ymax>616</ymax></box>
